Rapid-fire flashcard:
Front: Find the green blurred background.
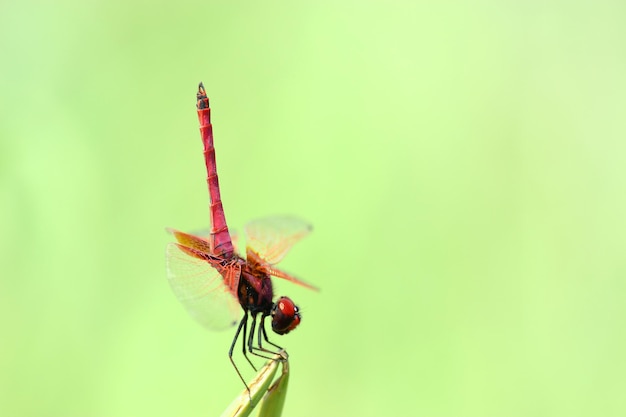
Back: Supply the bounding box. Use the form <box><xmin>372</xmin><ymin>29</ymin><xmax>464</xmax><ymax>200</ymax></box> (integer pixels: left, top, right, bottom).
<box><xmin>2</xmin><ymin>1</ymin><xmax>626</xmax><ymax>416</ymax></box>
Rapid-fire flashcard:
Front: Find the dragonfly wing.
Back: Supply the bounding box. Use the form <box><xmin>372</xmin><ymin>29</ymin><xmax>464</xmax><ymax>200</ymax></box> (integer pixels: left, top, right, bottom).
<box><xmin>170</xmin><ymin>227</ymin><xmax>241</xmax><ymax>256</ymax></box>
<box><xmin>167</xmin><ymin>228</ymin><xmax>211</xmax><ymax>253</ymax></box>
<box><xmin>244</xmin><ymin>216</ymin><xmax>312</xmax><ymax>265</ymax></box>
<box><xmin>166</xmin><ymin>242</ymin><xmax>241</xmax><ymax>331</ymax></box>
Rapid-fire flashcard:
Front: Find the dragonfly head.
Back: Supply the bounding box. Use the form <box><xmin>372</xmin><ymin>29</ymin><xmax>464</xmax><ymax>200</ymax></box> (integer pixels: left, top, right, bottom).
<box><xmin>271</xmin><ymin>296</ymin><xmax>301</xmax><ymax>335</ymax></box>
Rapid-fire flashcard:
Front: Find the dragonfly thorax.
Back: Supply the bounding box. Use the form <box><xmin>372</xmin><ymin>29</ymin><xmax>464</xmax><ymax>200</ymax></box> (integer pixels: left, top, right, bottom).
<box><xmin>238</xmin><ymin>265</ymin><xmax>274</xmax><ymax>315</ymax></box>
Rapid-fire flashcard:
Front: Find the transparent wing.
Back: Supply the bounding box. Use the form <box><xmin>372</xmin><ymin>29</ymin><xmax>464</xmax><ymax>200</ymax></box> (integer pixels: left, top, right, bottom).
<box><xmin>244</xmin><ymin>216</ymin><xmax>312</xmax><ymax>265</ymax></box>
<box><xmin>166</xmin><ymin>242</ymin><xmax>242</xmax><ymax>331</ymax></box>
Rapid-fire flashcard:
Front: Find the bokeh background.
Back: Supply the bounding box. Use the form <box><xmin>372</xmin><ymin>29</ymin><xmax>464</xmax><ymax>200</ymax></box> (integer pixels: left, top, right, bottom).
<box><xmin>2</xmin><ymin>1</ymin><xmax>625</xmax><ymax>416</ymax></box>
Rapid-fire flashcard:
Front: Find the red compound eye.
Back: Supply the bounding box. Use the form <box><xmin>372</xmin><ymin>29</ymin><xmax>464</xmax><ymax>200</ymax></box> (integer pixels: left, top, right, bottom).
<box><xmin>271</xmin><ymin>296</ymin><xmax>301</xmax><ymax>335</ymax></box>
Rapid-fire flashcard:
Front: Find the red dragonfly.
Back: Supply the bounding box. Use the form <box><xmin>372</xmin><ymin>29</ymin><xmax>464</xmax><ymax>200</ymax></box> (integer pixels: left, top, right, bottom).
<box><xmin>166</xmin><ymin>83</ymin><xmax>317</xmax><ymax>387</ymax></box>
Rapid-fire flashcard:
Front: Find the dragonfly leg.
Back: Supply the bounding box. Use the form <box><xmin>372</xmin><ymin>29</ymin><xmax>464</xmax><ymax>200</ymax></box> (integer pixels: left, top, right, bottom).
<box><xmin>256</xmin><ymin>315</ymin><xmax>287</xmax><ymax>360</ymax></box>
<box><xmin>248</xmin><ymin>313</ymin><xmax>280</xmax><ymax>360</ymax></box>
<box><xmin>228</xmin><ymin>312</ymin><xmax>251</xmax><ymax>392</ymax></box>
<box><xmin>240</xmin><ymin>311</ymin><xmax>257</xmax><ymax>372</ymax></box>
<box><xmin>260</xmin><ymin>314</ymin><xmax>284</xmax><ymax>352</ymax></box>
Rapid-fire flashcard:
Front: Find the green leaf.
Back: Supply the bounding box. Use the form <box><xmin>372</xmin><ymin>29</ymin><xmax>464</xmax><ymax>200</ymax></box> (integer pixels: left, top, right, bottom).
<box><xmin>256</xmin><ymin>358</ymin><xmax>290</xmax><ymax>417</ymax></box>
<box><xmin>219</xmin><ymin>357</ymin><xmax>280</xmax><ymax>417</ymax></box>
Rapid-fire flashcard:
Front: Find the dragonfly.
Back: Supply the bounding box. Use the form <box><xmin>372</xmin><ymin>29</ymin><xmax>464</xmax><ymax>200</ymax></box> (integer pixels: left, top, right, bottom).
<box><xmin>166</xmin><ymin>83</ymin><xmax>317</xmax><ymax>388</ymax></box>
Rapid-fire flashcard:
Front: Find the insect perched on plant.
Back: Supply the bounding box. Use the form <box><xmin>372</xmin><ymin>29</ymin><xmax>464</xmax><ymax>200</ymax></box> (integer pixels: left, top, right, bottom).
<box><xmin>166</xmin><ymin>83</ymin><xmax>318</xmax><ymax>388</ymax></box>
